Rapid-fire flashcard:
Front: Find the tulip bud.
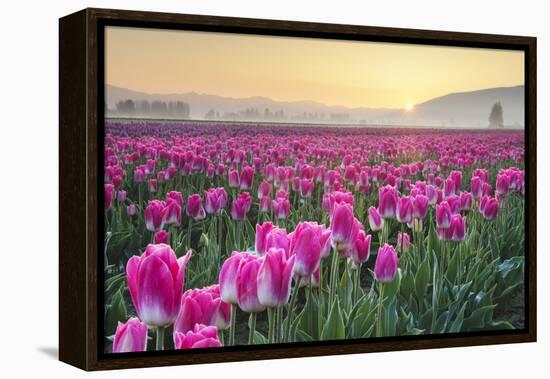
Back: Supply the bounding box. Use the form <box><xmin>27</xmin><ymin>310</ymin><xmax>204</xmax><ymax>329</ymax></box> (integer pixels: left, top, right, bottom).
<box><xmin>378</xmin><ymin>185</ymin><xmax>398</xmax><ymax>219</ymax></box>
<box><xmin>104</xmin><ymin>184</ymin><xmax>115</xmax><ymax>209</ymax></box>
<box><xmin>272</xmin><ymin>197</ymin><xmax>290</xmax><ymax>219</ymax></box>
<box><xmin>205</xmin><ymin>187</ymin><xmax>228</xmax><ymax>215</ymax></box>
<box><xmin>154</xmin><ymin>230</ymin><xmax>169</xmax><ymax>244</ymax></box>
<box><xmin>412</xmin><ymin>195</ymin><xmax>429</xmax><ymax>219</ymax></box>
<box><xmin>230</xmin><ymin>192</ymin><xmax>252</xmax><ymax>220</ymax></box>
<box><xmin>471</xmin><ymin>176</ymin><xmax>482</xmax><ymax>199</ymax></box>
<box><xmin>117</xmin><ymin>190</ymin><xmax>127</xmax><ymax>203</ymax></box>
<box><xmin>482</xmin><ymin>197</ymin><xmax>499</xmax><ymax>220</ymax></box>
<box><xmin>255</xmin><ymin>222</ymin><xmax>275</xmax><ymax>256</ymax></box>
<box><xmin>127</xmin><ymin>204</ymin><xmax>136</xmax><ymax>216</ymax></box>
<box><xmin>396</xmin><ymin>196</ymin><xmax>413</xmax><ymax>224</ymax></box>
<box><xmin>228</xmin><ymin>169</ymin><xmax>240</xmax><ymax>188</ymax></box>
<box><xmin>374</xmin><ymin>244</ymin><xmax>399</xmax><ymax>283</ymax></box>
<box><xmin>330</xmin><ymin>202</ymin><xmax>355</xmax><ymax>248</ymax></box>
<box><xmin>112</xmin><ymin>317</ymin><xmax>148</xmax><ymax>353</ymax></box>
<box><xmin>237</xmin><ymin>256</ymin><xmax>266</xmax><ymax>313</ymax></box>
<box><xmin>290</xmin><ymin>222</ymin><xmax>330</xmax><ymax>277</ymax></box>
<box><xmin>435</xmin><ymin>201</ymin><xmax>452</xmax><ymax>229</ymax></box>
<box><xmin>145</xmin><ymin>200</ymin><xmax>166</xmax><ymax>232</ymax></box>
<box><xmin>368</xmin><ymin>206</ymin><xmax>384</xmax><ymax>232</ymax></box>
<box><xmin>240</xmin><ymin>166</ymin><xmax>254</xmax><ymax>190</ymax></box>
<box><xmin>460</xmin><ymin>191</ymin><xmax>473</xmax><ymax>211</ymax></box>
<box><xmin>257</xmin><ymin>180</ymin><xmax>272</xmax><ymax>199</ymax></box>
<box><xmin>148</xmin><ymin>179</ymin><xmax>158</xmax><ymax>193</ymax></box>
<box><xmin>164</xmin><ymin>199</ymin><xmax>182</xmax><ymax>225</ymax></box>
<box><xmin>174</xmin><ymin>324</ymin><xmax>222</xmax><ymax>349</ymax></box>
<box><xmin>350</xmin><ymin>230</ymin><xmax>371</xmax><ymax>269</ymax></box>
<box><xmin>126</xmin><ymin>246</ymin><xmax>192</xmax><ymax>327</ymax></box>
<box><xmin>257</xmin><ymin>248</ymin><xmax>296</xmax><ymax>307</ymax></box>
<box><xmin>186</xmin><ymin>194</ymin><xmax>206</xmax><ymax>220</ymax></box>
<box><xmin>219</xmin><ymin>252</ymin><xmax>254</xmax><ymax>304</ymax></box>
<box><xmin>174</xmin><ymin>285</ymin><xmax>231</xmax><ymax>334</ymax></box>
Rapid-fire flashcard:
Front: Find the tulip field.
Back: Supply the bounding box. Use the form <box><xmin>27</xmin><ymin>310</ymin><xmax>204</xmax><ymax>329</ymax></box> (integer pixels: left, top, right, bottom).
<box><xmin>103</xmin><ymin>121</ymin><xmax>525</xmax><ymax>353</ymax></box>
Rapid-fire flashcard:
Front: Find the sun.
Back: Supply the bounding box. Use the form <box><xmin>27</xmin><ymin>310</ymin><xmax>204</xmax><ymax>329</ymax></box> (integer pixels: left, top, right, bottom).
<box><xmin>404</xmin><ymin>103</ymin><xmax>414</xmax><ymax>111</ymax></box>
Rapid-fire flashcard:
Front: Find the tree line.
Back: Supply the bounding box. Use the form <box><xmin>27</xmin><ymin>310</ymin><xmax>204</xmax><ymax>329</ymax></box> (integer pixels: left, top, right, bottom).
<box><xmin>111</xmin><ymin>99</ymin><xmax>190</xmax><ymax>118</ymax></box>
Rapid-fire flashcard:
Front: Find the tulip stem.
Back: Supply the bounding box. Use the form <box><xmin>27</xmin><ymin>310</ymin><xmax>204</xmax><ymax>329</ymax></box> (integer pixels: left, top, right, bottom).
<box><xmin>155</xmin><ymin>327</ymin><xmax>165</xmax><ymax>351</ymax></box>
<box><xmin>248</xmin><ymin>313</ymin><xmax>256</xmax><ymax>345</ymax></box>
<box><xmin>267</xmin><ymin>307</ymin><xmax>274</xmax><ymax>343</ymax></box>
<box><xmin>375</xmin><ymin>283</ymin><xmax>385</xmax><ymax>338</ymax></box>
<box><xmin>229</xmin><ymin>304</ymin><xmax>237</xmax><ymax>346</ymax></box>
<box><xmin>284</xmin><ymin>285</ymin><xmax>299</xmax><ymax>343</ymax></box>
<box><xmin>276</xmin><ymin>305</ymin><xmax>283</xmax><ymax>343</ymax></box>
<box><xmin>353</xmin><ymin>266</ymin><xmax>360</xmax><ymax>305</ymax></box>
<box><xmin>187</xmin><ymin>219</ymin><xmax>193</xmax><ymax>250</ymax></box>
<box><xmin>328</xmin><ymin>247</ymin><xmax>339</xmax><ymax>312</ymax></box>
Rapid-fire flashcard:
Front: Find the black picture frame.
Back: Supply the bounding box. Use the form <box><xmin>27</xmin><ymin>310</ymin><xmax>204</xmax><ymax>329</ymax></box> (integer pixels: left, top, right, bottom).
<box><xmin>59</xmin><ymin>7</ymin><xmax>537</xmax><ymax>371</ymax></box>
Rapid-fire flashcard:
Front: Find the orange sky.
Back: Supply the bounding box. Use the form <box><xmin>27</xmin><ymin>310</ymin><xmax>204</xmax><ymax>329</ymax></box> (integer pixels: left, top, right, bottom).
<box><xmin>105</xmin><ymin>26</ymin><xmax>524</xmax><ymax>109</ymax></box>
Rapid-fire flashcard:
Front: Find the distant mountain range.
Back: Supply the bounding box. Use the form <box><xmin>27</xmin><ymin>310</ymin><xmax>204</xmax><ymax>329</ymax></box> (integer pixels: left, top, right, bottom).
<box><xmin>106</xmin><ymin>84</ymin><xmax>524</xmax><ymax>128</ymax></box>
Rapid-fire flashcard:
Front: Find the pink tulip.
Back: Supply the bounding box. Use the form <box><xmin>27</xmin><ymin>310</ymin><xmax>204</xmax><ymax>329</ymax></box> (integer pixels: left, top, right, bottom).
<box><xmin>174</xmin><ymin>324</ymin><xmax>222</xmax><ymax>349</ymax></box>
<box><xmin>374</xmin><ymin>244</ymin><xmax>399</xmax><ymax>283</ymax></box>
<box><xmin>145</xmin><ymin>200</ymin><xmax>166</xmax><ymax>232</ymax></box>
<box><xmin>126</xmin><ymin>245</ymin><xmax>192</xmax><ymax>327</ymax></box>
<box><xmin>350</xmin><ymin>230</ymin><xmax>371</xmax><ymax>269</ymax></box>
<box><xmin>482</xmin><ymin>197</ymin><xmax>499</xmax><ymax>220</ymax></box>
<box><xmin>148</xmin><ymin>179</ymin><xmax>158</xmax><ymax>193</ymax></box>
<box><xmin>496</xmin><ymin>174</ymin><xmax>510</xmax><ymax>195</ymax></box>
<box><xmin>166</xmin><ymin>191</ymin><xmax>184</xmax><ymax>207</ymax></box>
<box><xmin>127</xmin><ymin>204</ymin><xmax>136</xmax><ymax>216</ymax></box>
<box><xmin>255</xmin><ymin>222</ymin><xmax>275</xmax><ymax>256</ymax></box>
<box><xmin>240</xmin><ymin>166</ymin><xmax>254</xmax><ymax>190</ymax></box>
<box><xmin>299</xmin><ymin>178</ymin><xmax>314</xmax><ymax>198</ymax></box>
<box><xmin>368</xmin><ymin>206</ymin><xmax>384</xmax><ymax>232</ymax></box>
<box><xmin>289</xmin><ymin>222</ymin><xmax>331</xmax><ymax>277</ymax></box>
<box><xmin>112</xmin><ymin>317</ymin><xmax>148</xmax><ymax>353</ymax></box>
<box><xmin>104</xmin><ymin>184</ymin><xmax>115</xmax><ymax>209</ymax></box>
<box><xmin>205</xmin><ymin>187</ymin><xmax>228</xmax><ymax>215</ymax></box>
<box><xmin>164</xmin><ymin>199</ymin><xmax>182</xmax><ymax>225</ymax></box>
<box><xmin>450</xmin><ymin>214</ymin><xmax>467</xmax><ymax>241</ymax></box>
<box><xmin>435</xmin><ymin>201</ymin><xmax>452</xmax><ymax>229</ymax></box>
<box><xmin>230</xmin><ymin>192</ymin><xmax>252</xmax><ymax>220</ymax></box>
<box><xmin>412</xmin><ymin>195</ymin><xmax>429</xmax><ymax>219</ymax></box>
<box><xmin>396</xmin><ymin>196</ymin><xmax>413</xmax><ymax>224</ymax></box>
<box><xmin>446</xmin><ymin>195</ymin><xmax>461</xmax><ymax>215</ymax></box>
<box><xmin>237</xmin><ymin>256</ymin><xmax>266</xmax><ymax>313</ymax></box>
<box><xmin>426</xmin><ymin>184</ymin><xmax>438</xmax><ymax>205</ymax></box>
<box><xmin>471</xmin><ymin>176</ymin><xmax>482</xmax><ymax>199</ymax></box>
<box><xmin>257</xmin><ymin>180</ymin><xmax>272</xmax><ymax>199</ymax></box>
<box><xmin>174</xmin><ymin>285</ymin><xmax>231</xmax><ymax>334</ymax></box>
<box><xmin>257</xmin><ymin>248</ymin><xmax>296</xmax><ymax>307</ymax></box>
<box><xmin>133</xmin><ymin>167</ymin><xmax>146</xmax><ymax>183</ymax></box>
<box><xmin>330</xmin><ymin>202</ymin><xmax>355</xmax><ymax>247</ymax></box>
<box><xmin>117</xmin><ymin>190</ymin><xmax>127</xmax><ymax>202</ymax></box>
<box><xmin>378</xmin><ymin>185</ymin><xmax>398</xmax><ymax>219</ymax></box>
<box><xmin>219</xmin><ymin>252</ymin><xmax>255</xmax><ymax>304</ymax></box>
<box><xmin>186</xmin><ymin>194</ymin><xmax>206</xmax><ymax>220</ymax></box>
<box><xmin>450</xmin><ymin>170</ymin><xmax>462</xmax><ymax>192</ymax></box>
<box><xmin>273</xmin><ymin>197</ymin><xmax>290</xmax><ymax>219</ymax></box>
<box><xmin>460</xmin><ymin>191</ymin><xmax>473</xmax><ymax>211</ymax></box>
<box><xmin>444</xmin><ymin>178</ymin><xmax>455</xmax><ymax>198</ymax></box>
<box><xmin>259</xmin><ymin>196</ymin><xmax>271</xmax><ymax>213</ymax></box>
<box><xmin>397</xmin><ymin>232</ymin><xmax>410</xmax><ymax>253</ymax></box>
<box><xmin>228</xmin><ymin>169</ymin><xmax>240</xmax><ymax>188</ymax></box>
<box><xmin>154</xmin><ymin>230</ymin><xmax>169</xmax><ymax>244</ymax></box>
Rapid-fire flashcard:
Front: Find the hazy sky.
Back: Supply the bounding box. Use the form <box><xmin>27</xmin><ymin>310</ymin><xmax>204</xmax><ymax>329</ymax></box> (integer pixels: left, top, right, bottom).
<box><xmin>105</xmin><ymin>26</ymin><xmax>524</xmax><ymax>109</ymax></box>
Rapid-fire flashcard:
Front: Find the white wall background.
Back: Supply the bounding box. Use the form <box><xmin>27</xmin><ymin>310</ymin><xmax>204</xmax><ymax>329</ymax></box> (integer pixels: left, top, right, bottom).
<box><xmin>0</xmin><ymin>0</ymin><xmax>546</xmax><ymax>376</ymax></box>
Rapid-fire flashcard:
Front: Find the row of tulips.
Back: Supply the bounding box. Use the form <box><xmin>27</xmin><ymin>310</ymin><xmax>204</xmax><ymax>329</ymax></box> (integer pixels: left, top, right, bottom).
<box><xmin>104</xmin><ymin>122</ymin><xmax>525</xmax><ymax>353</ymax></box>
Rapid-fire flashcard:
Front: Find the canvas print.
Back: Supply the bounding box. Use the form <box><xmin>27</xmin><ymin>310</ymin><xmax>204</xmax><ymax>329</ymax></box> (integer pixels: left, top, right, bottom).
<box><xmin>102</xmin><ymin>26</ymin><xmax>526</xmax><ymax>354</ymax></box>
